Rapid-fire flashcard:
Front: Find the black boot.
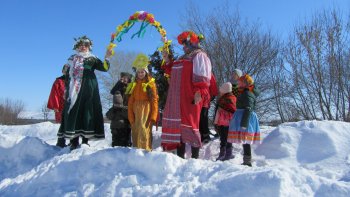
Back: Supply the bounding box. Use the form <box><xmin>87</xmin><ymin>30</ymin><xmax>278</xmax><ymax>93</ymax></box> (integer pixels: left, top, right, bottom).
<box><xmin>56</xmin><ymin>137</ymin><xmax>66</xmax><ymax>148</ymax></box>
<box><xmin>223</xmin><ymin>144</ymin><xmax>235</xmax><ymax>161</ymax></box>
<box><xmin>216</xmin><ymin>146</ymin><xmax>226</xmax><ymax>161</ymax></box>
<box><xmin>82</xmin><ymin>137</ymin><xmax>89</xmax><ymax>146</ymax></box>
<box><xmin>191</xmin><ymin>146</ymin><xmax>200</xmax><ymax>159</ymax></box>
<box><xmin>243</xmin><ymin>155</ymin><xmax>252</xmax><ymax>167</ymax></box>
<box><xmin>177</xmin><ymin>143</ymin><xmax>186</xmax><ymax>159</ymax></box>
<box><xmin>69</xmin><ymin>137</ymin><xmax>79</xmax><ymax>151</ymax></box>
<box><xmin>242</xmin><ymin>144</ymin><xmax>252</xmax><ymax>167</ymax></box>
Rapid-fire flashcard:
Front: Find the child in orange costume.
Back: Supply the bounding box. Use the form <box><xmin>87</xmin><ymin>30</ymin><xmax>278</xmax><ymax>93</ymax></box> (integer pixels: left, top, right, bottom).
<box><xmin>127</xmin><ymin>54</ymin><xmax>158</xmax><ymax>151</ymax></box>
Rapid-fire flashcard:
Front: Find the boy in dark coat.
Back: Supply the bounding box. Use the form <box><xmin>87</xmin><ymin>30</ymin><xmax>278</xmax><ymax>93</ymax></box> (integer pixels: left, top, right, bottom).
<box><xmin>106</xmin><ymin>91</ymin><xmax>131</xmax><ymax>147</ymax></box>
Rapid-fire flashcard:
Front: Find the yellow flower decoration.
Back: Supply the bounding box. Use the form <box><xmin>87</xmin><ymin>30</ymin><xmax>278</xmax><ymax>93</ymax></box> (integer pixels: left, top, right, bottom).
<box><xmin>107</xmin><ymin>11</ymin><xmax>172</xmax><ymax>61</ymax></box>
<box><xmin>125</xmin><ymin>81</ymin><xmax>137</xmax><ymax>95</ymax></box>
<box><xmin>142</xmin><ymin>78</ymin><xmax>155</xmax><ymax>92</ymax></box>
<box><xmin>117</xmin><ymin>25</ymin><xmax>123</xmax><ymax>32</ymax></box>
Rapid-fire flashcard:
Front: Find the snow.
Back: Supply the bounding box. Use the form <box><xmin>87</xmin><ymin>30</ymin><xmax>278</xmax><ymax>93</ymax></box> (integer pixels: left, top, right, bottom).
<box><xmin>0</xmin><ymin>120</ymin><xmax>350</xmax><ymax>196</ymax></box>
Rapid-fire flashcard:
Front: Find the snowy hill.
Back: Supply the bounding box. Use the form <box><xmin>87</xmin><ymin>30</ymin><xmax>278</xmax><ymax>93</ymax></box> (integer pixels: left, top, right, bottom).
<box><xmin>0</xmin><ymin>121</ymin><xmax>349</xmax><ymax>196</ymax></box>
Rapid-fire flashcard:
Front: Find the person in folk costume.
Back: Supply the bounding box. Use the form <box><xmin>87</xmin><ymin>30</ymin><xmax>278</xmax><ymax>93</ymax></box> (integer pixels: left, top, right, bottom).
<box><xmin>214</xmin><ymin>82</ymin><xmax>237</xmax><ymax>161</ymax></box>
<box><xmin>161</xmin><ymin>31</ymin><xmax>212</xmax><ymax>159</ymax></box>
<box><xmin>199</xmin><ymin>72</ymin><xmax>218</xmax><ymax>144</ymax></box>
<box><xmin>126</xmin><ymin>53</ymin><xmax>159</xmax><ymax>151</ymax></box>
<box><xmin>47</xmin><ymin>64</ymin><xmax>69</xmax><ymax>147</ymax></box>
<box><xmin>106</xmin><ymin>91</ymin><xmax>130</xmax><ymax>147</ymax></box>
<box><xmin>57</xmin><ymin>35</ymin><xmax>113</xmax><ymax>151</ymax></box>
<box><xmin>227</xmin><ymin>74</ymin><xmax>261</xmax><ymax>166</ymax></box>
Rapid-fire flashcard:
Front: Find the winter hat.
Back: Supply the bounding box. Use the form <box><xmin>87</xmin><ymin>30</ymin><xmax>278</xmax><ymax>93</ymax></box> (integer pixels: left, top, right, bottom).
<box><xmin>120</xmin><ymin>72</ymin><xmax>132</xmax><ymax>79</ymax></box>
<box><xmin>113</xmin><ymin>91</ymin><xmax>123</xmax><ymax>105</ymax></box>
<box><xmin>233</xmin><ymin>69</ymin><xmax>243</xmax><ymax>78</ymax></box>
<box><xmin>219</xmin><ymin>82</ymin><xmax>232</xmax><ymax>94</ymax></box>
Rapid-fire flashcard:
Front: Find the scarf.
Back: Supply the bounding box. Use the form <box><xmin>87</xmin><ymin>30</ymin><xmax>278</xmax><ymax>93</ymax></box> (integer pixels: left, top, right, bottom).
<box><xmin>67</xmin><ymin>51</ymin><xmax>94</xmax><ymax>113</ymax></box>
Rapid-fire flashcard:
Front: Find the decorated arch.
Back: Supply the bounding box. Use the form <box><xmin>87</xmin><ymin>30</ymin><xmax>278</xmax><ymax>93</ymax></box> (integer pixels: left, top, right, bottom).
<box><xmin>106</xmin><ymin>11</ymin><xmax>172</xmax><ymax>58</ymax></box>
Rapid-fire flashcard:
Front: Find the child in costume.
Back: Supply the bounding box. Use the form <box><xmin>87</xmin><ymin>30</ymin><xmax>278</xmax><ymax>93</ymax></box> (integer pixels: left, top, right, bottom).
<box><xmin>214</xmin><ymin>82</ymin><xmax>236</xmax><ymax>161</ymax></box>
<box><xmin>106</xmin><ymin>91</ymin><xmax>130</xmax><ymax>147</ymax></box>
<box><xmin>127</xmin><ymin>53</ymin><xmax>159</xmax><ymax>151</ymax></box>
<box><xmin>228</xmin><ymin>74</ymin><xmax>261</xmax><ymax>166</ymax></box>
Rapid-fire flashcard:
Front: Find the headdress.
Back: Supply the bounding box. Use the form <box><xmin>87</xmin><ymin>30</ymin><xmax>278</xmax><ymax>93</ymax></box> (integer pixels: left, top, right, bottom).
<box><xmin>177</xmin><ymin>31</ymin><xmax>205</xmax><ymax>46</ymax></box>
<box><xmin>132</xmin><ymin>53</ymin><xmax>149</xmax><ymax>73</ymax></box>
<box><xmin>239</xmin><ymin>74</ymin><xmax>254</xmax><ymax>86</ymax></box>
<box><xmin>73</xmin><ymin>35</ymin><xmax>93</xmax><ymax>50</ymax></box>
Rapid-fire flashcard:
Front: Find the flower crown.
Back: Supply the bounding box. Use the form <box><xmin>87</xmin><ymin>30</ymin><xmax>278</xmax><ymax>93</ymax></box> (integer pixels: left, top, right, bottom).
<box><xmin>177</xmin><ymin>31</ymin><xmax>204</xmax><ymax>45</ymax></box>
<box><xmin>73</xmin><ymin>35</ymin><xmax>93</xmax><ymax>50</ymax></box>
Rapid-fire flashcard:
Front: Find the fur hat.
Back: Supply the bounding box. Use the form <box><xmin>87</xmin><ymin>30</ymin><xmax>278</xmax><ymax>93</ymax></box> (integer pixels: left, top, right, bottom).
<box><xmin>113</xmin><ymin>91</ymin><xmax>123</xmax><ymax>105</ymax></box>
<box><xmin>219</xmin><ymin>82</ymin><xmax>232</xmax><ymax>94</ymax></box>
<box><xmin>233</xmin><ymin>69</ymin><xmax>243</xmax><ymax>78</ymax></box>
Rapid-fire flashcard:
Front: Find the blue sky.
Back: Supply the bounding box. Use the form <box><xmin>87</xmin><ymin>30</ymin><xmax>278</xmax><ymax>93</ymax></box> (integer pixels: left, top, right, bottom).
<box><xmin>0</xmin><ymin>0</ymin><xmax>349</xmax><ymax>111</ymax></box>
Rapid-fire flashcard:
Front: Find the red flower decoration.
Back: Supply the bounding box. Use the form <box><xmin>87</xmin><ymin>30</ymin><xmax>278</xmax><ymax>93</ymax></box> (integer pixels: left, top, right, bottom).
<box><xmin>177</xmin><ymin>31</ymin><xmax>200</xmax><ymax>45</ymax></box>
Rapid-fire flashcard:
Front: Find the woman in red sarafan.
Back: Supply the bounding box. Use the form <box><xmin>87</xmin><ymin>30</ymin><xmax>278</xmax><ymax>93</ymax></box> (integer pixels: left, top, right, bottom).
<box><xmin>161</xmin><ymin>31</ymin><xmax>211</xmax><ymax>159</ymax></box>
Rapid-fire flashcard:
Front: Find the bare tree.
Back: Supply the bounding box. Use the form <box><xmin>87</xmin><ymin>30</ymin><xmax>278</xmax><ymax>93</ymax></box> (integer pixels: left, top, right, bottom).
<box><xmin>98</xmin><ymin>51</ymin><xmax>137</xmax><ymax>110</ymax></box>
<box><xmin>0</xmin><ymin>98</ymin><xmax>25</xmax><ymax>125</ymax></box>
<box><xmin>284</xmin><ymin>9</ymin><xmax>350</xmax><ymax>121</ymax></box>
<box><xmin>181</xmin><ymin>2</ymin><xmax>282</xmax><ymax>121</ymax></box>
<box><xmin>41</xmin><ymin>102</ymin><xmax>50</xmax><ymax>121</ymax></box>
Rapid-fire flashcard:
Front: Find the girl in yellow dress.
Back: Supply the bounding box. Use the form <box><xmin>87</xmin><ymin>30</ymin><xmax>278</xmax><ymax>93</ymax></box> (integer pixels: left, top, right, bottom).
<box><xmin>127</xmin><ymin>54</ymin><xmax>159</xmax><ymax>151</ymax></box>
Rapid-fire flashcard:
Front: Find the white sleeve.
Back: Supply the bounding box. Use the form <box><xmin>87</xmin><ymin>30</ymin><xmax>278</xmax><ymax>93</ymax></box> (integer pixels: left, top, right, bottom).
<box><xmin>192</xmin><ymin>51</ymin><xmax>212</xmax><ymax>84</ymax></box>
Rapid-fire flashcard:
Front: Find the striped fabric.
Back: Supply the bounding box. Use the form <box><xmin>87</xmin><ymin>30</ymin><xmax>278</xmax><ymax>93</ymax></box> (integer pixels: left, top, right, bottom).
<box><xmin>161</xmin><ymin>63</ymin><xmax>183</xmax><ymax>150</ymax></box>
<box><xmin>228</xmin><ymin>109</ymin><xmax>261</xmax><ymax>144</ymax></box>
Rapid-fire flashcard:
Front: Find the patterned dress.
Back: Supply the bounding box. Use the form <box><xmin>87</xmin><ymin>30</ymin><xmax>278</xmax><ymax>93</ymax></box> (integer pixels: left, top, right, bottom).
<box><xmin>161</xmin><ymin>49</ymin><xmax>211</xmax><ymax>150</ymax></box>
<box><xmin>58</xmin><ymin>52</ymin><xmax>109</xmax><ymax>140</ymax></box>
<box><xmin>227</xmin><ymin>87</ymin><xmax>261</xmax><ymax>144</ymax></box>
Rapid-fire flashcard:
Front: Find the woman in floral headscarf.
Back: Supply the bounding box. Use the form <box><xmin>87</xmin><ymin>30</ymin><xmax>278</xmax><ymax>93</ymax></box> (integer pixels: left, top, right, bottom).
<box><xmin>58</xmin><ymin>35</ymin><xmax>112</xmax><ymax>150</ymax></box>
<box><xmin>161</xmin><ymin>31</ymin><xmax>212</xmax><ymax>159</ymax></box>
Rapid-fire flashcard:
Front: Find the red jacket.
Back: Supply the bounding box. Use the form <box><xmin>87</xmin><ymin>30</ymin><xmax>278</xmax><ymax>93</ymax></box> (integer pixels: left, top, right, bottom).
<box><xmin>47</xmin><ymin>76</ymin><xmax>65</xmax><ymax>123</ymax></box>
